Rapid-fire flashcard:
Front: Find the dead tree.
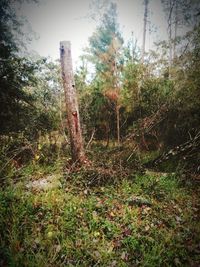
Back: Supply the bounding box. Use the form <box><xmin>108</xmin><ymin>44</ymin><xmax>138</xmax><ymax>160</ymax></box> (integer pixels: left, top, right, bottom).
<box><xmin>60</xmin><ymin>41</ymin><xmax>86</xmax><ymax>164</ymax></box>
<box><xmin>145</xmin><ymin>131</ymin><xmax>200</xmax><ymax>174</ymax></box>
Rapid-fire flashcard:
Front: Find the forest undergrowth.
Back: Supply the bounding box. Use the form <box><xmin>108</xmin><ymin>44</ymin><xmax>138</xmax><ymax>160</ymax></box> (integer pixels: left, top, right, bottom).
<box><xmin>0</xmin><ymin>144</ymin><xmax>199</xmax><ymax>267</ymax></box>
<box><xmin>0</xmin><ymin>0</ymin><xmax>200</xmax><ymax>266</ymax></box>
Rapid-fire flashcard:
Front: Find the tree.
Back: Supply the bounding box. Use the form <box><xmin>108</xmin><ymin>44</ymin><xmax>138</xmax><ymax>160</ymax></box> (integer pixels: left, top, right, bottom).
<box><xmin>141</xmin><ymin>0</ymin><xmax>149</xmax><ymax>63</ymax></box>
<box><xmin>60</xmin><ymin>41</ymin><xmax>86</xmax><ymax>164</ymax></box>
<box><xmin>0</xmin><ymin>0</ymin><xmax>39</xmax><ymax>135</ymax></box>
<box><xmin>87</xmin><ymin>3</ymin><xmax>123</xmax><ymax>145</ymax></box>
<box><xmin>161</xmin><ymin>0</ymin><xmax>200</xmax><ymax>72</ymax></box>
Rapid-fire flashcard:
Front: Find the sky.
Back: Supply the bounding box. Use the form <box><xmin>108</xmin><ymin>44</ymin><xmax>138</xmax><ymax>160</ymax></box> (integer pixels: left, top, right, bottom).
<box><xmin>16</xmin><ymin>0</ymin><xmax>168</xmax><ymax>65</ymax></box>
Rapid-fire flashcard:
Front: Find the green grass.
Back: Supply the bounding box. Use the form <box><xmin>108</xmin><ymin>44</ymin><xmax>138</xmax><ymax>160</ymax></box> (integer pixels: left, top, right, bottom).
<box><xmin>0</xmin><ymin>152</ymin><xmax>199</xmax><ymax>266</ymax></box>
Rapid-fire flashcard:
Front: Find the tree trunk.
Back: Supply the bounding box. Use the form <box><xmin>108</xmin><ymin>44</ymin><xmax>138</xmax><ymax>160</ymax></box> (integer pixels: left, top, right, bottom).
<box><xmin>173</xmin><ymin>0</ymin><xmax>178</xmax><ymax>60</ymax></box>
<box><xmin>60</xmin><ymin>41</ymin><xmax>86</xmax><ymax>164</ymax></box>
<box><xmin>116</xmin><ymin>104</ymin><xmax>120</xmax><ymax>145</ymax></box>
<box><xmin>141</xmin><ymin>0</ymin><xmax>149</xmax><ymax>64</ymax></box>
<box><xmin>168</xmin><ymin>0</ymin><xmax>174</xmax><ymax>75</ymax></box>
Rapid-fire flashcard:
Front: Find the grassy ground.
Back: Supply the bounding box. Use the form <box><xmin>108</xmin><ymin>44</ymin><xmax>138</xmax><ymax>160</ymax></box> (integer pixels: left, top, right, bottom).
<box><xmin>0</xmin><ymin>146</ymin><xmax>199</xmax><ymax>266</ymax></box>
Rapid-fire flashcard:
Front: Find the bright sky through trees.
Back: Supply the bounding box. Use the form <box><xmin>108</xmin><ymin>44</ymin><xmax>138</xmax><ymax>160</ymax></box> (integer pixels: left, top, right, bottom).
<box><xmin>17</xmin><ymin>0</ymin><xmax>167</xmax><ymax>64</ymax></box>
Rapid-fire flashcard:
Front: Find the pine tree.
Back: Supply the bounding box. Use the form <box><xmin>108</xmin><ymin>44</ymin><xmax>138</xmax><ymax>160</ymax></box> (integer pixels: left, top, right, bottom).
<box><xmin>88</xmin><ymin>3</ymin><xmax>123</xmax><ymax>145</ymax></box>
<box><xmin>0</xmin><ymin>0</ymin><xmax>38</xmax><ymax>135</ymax></box>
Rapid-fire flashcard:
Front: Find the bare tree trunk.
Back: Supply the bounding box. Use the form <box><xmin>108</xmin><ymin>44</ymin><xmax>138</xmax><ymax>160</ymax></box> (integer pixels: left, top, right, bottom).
<box><xmin>168</xmin><ymin>0</ymin><xmax>175</xmax><ymax>76</ymax></box>
<box><xmin>106</xmin><ymin>123</ymin><xmax>110</xmax><ymax>148</ymax></box>
<box><xmin>113</xmin><ymin>46</ymin><xmax>121</xmax><ymax>146</ymax></box>
<box><xmin>60</xmin><ymin>41</ymin><xmax>86</xmax><ymax>164</ymax></box>
<box><xmin>116</xmin><ymin>104</ymin><xmax>120</xmax><ymax>145</ymax></box>
<box><xmin>173</xmin><ymin>0</ymin><xmax>178</xmax><ymax>60</ymax></box>
<box><xmin>141</xmin><ymin>0</ymin><xmax>149</xmax><ymax>64</ymax></box>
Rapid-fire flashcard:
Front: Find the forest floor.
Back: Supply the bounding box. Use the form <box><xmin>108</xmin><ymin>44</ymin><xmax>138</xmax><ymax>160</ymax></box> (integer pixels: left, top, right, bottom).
<box><xmin>0</xmin><ymin>144</ymin><xmax>200</xmax><ymax>267</ymax></box>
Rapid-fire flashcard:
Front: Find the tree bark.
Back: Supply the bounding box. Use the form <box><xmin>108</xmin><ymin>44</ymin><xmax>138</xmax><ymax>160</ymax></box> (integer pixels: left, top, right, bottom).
<box><xmin>168</xmin><ymin>0</ymin><xmax>174</xmax><ymax>75</ymax></box>
<box><xmin>116</xmin><ymin>104</ymin><xmax>120</xmax><ymax>145</ymax></box>
<box><xmin>173</xmin><ymin>0</ymin><xmax>178</xmax><ymax>60</ymax></box>
<box><xmin>60</xmin><ymin>41</ymin><xmax>86</xmax><ymax>164</ymax></box>
<box><xmin>141</xmin><ymin>0</ymin><xmax>149</xmax><ymax>64</ymax></box>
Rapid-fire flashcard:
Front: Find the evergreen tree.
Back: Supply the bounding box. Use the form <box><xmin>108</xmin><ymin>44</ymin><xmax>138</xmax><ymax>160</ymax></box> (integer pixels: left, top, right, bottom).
<box><xmin>0</xmin><ymin>0</ymin><xmax>38</xmax><ymax>134</ymax></box>
<box><xmin>87</xmin><ymin>3</ymin><xmax>123</xmax><ymax>144</ymax></box>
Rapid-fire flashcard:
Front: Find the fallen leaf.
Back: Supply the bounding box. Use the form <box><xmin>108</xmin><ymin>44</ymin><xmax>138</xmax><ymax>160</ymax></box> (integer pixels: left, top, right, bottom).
<box><xmin>84</xmin><ymin>189</ymin><xmax>88</xmax><ymax>195</ymax></box>
<box><xmin>122</xmin><ymin>227</ymin><xmax>132</xmax><ymax>237</ymax></box>
<box><xmin>110</xmin><ymin>260</ymin><xmax>117</xmax><ymax>267</ymax></box>
<box><xmin>145</xmin><ymin>225</ymin><xmax>150</xmax><ymax>231</ymax></box>
<box><xmin>94</xmin><ymin>231</ymin><xmax>100</xmax><ymax>237</ymax></box>
<box><xmin>93</xmin><ymin>250</ymin><xmax>101</xmax><ymax>259</ymax></box>
<box><xmin>121</xmin><ymin>251</ymin><xmax>128</xmax><ymax>260</ymax></box>
<box><xmin>113</xmin><ymin>239</ymin><xmax>122</xmax><ymax>248</ymax></box>
<box><xmin>174</xmin><ymin>258</ymin><xmax>181</xmax><ymax>266</ymax></box>
<box><xmin>47</xmin><ymin>231</ymin><xmax>53</xmax><ymax>238</ymax></box>
<box><xmin>55</xmin><ymin>244</ymin><xmax>61</xmax><ymax>253</ymax></box>
<box><xmin>110</xmin><ymin>211</ymin><xmax>115</xmax><ymax>217</ymax></box>
<box><xmin>175</xmin><ymin>216</ymin><xmax>182</xmax><ymax>223</ymax></box>
<box><xmin>92</xmin><ymin>211</ymin><xmax>98</xmax><ymax>221</ymax></box>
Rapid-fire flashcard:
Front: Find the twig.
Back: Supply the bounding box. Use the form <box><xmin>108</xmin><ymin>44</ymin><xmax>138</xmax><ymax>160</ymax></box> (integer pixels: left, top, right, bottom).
<box><xmin>0</xmin><ymin>146</ymin><xmax>34</xmax><ymax>174</ymax></box>
<box><xmin>86</xmin><ymin>128</ymin><xmax>96</xmax><ymax>150</ymax></box>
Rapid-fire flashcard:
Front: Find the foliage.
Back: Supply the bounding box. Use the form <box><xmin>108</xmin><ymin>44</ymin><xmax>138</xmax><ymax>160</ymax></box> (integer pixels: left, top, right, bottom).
<box><xmin>0</xmin><ymin>0</ymin><xmax>64</xmax><ymax>182</ymax></box>
<box><xmin>0</xmin><ymin>152</ymin><xmax>199</xmax><ymax>266</ymax></box>
<box><xmin>0</xmin><ymin>0</ymin><xmax>60</xmax><ymax>142</ymax></box>
<box><xmin>0</xmin><ymin>0</ymin><xmax>36</xmax><ymax>135</ymax></box>
<box><xmin>82</xmin><ymin>3</ymin><xmax>124</xmax><ymax>141</ymax></box>
<box><xmin>0</xmin><ymin>1</ymin><xmax>200</xmax><ymax>265</ymax></box>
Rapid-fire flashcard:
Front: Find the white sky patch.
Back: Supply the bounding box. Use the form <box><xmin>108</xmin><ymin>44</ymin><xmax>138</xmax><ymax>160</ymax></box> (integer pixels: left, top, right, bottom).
<box><xmin>16</xmin><ymin>0</ymin><xmax>168</xmax><ymax>65</ymax></box>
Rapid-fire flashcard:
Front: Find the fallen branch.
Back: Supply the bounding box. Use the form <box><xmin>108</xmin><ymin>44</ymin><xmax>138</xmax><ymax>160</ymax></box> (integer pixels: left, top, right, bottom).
<box><xmin>145</xmin><ymin>131</ymin><xmax>200</xmax><ymax>173</ymax></box>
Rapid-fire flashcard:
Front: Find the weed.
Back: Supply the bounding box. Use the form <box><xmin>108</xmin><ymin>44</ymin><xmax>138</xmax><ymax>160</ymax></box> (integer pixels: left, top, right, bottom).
<box><xmin>0</xmin><ymin>146</ymin><xmax>199</xmax><ymax>266</ymax></box>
